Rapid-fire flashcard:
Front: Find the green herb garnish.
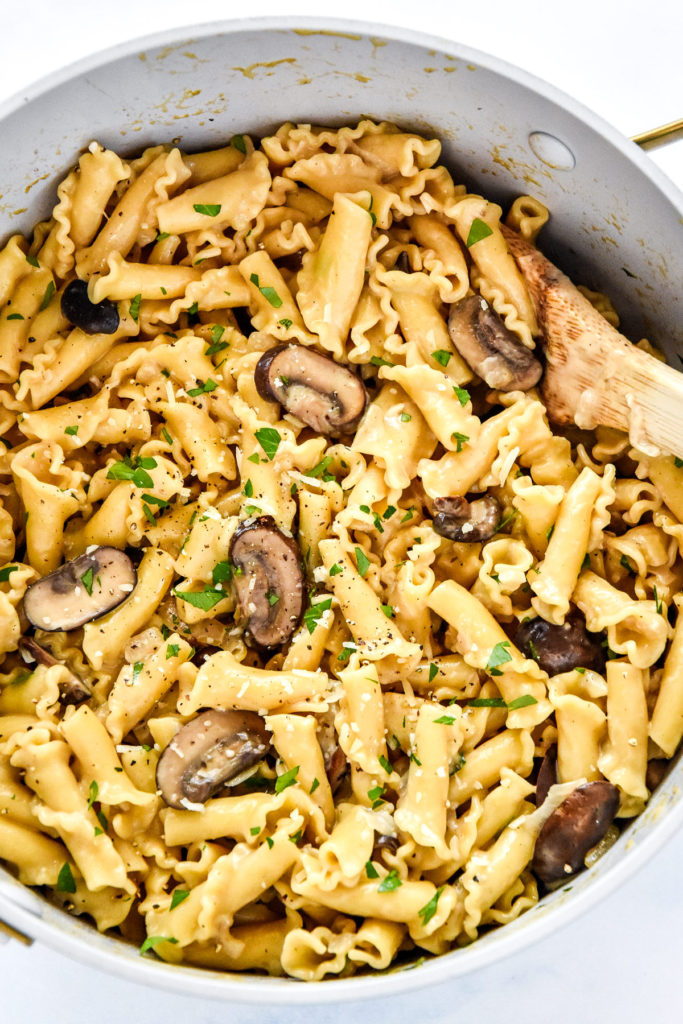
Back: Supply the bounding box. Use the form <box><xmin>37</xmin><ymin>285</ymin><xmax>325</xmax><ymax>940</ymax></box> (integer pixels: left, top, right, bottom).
<box><xmin>465</xmin><ymin>218</ymin><xmax>493</xmax><ymax>247</ymax></box>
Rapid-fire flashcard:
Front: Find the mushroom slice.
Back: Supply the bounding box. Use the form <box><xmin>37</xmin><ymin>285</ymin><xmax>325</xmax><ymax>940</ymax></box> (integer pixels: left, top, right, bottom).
<box><xmin>156</xmin><ymin>709</ymin><xmax>271</xmax><ymax>809</ymax></box>
<box><xmin>531</xmin><ymin>781</ymin><xmax>620</xmax><ymax>884</ymax></box>
<box><xmin>535</xmin><ymin>744</ymin><xmax>558</xmax><ymax>807</ymax></box>
<box><xmin>254</xmin><ymin>343</ymin><xmax>367</xmax><ymax>435</ymax></box>
<box><xmin>514</xmin><ymin>611</ymin><xmax>605</xmax><ymax>676</ymax></box>
<box><xmin>18</xmin><ymin>637</ymin><xmax>92</xmax><ymax>704</ymax></box>
<box><xmin>61</xmin><ymin>279</ymin><xmax>120</xmax><ymax>335</ymax></box>
<box><xmin>230</xmin><ymin>515</ymin><xmax>305</xmax><ymax>647</ymax></box>
<box><xmin>432</xmin><ymin>495</ymin><xmax>500</xmax><ymax>542</ymax></box>
<box><xmin>23</xmin><ymin>546</ymin><xmax>137</xmax><ymax>632</ymax></box>
<box><xmin>448</xmin><ymin>295</ymin><xmax>542</xmax><ymax>391</ymax></box>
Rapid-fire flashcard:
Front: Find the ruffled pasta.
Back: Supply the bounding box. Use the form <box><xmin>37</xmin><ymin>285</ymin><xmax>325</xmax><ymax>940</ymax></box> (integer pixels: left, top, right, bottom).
<box><xmin>0</xmin><ymin>119</ymin><xmax>680</xmax><ymax>982</ymax></box>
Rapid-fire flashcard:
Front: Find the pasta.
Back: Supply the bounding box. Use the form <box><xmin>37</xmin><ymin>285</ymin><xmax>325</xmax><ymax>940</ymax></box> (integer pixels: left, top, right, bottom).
<box><xmin>0</xmin><ymin>119</ymin><xmax>680</xmax><ymax>981</ymax></box>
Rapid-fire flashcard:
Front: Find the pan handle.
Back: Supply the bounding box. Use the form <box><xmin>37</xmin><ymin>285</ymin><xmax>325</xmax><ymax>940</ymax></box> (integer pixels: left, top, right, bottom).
<box><xmin>632</xmin><ymin>117</ymin><xmax>683</xmax><ymax>151</ymax></box>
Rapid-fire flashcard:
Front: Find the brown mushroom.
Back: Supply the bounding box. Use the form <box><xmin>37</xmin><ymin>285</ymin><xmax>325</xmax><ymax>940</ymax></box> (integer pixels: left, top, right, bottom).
<box><xmin>531</xmin><ymin>780</ymin><xmax>620</xmax><ymax>884</ymax></box>
<box><xmin>535</xmin><ymin>745</ymin><xmax>558</xmax><ymax>807</ymax></box>
<box><xmin>514</xmin><ymin>611</ymin><xmax>605</xmax><ymax>676</ymax></box>
<box><xmin>325</xmin><ymin>744</ymin><xmax>347</xmax><ymax>795</ymax></box>
<box><xmin>432</xmin><ymin>495</ymin><xmax>501</xmax><ymax>543</ymax></box>
<box><xmin>254</xmin><ymin>343</ymin><xmax>367</xmax><ymax>435</ymax></box>
<box><xmin>373</xmin><ymin>833</ymin><xmax>399</xmax><ymax>858</ymax></box>
<box><xmin>448</xmin><ymin>295</ymin><xmax>542</xmax><ymax>391</ymax></box>
<box><xmin>23</xmin><ymin>547</ymin><xmax>137</xmax><ymax>632</ymax></box>
<box><xmin>156</xmin><ymin>709</ymin><xmax>271</xmax><ymax>808</ymax></box>
<box><xmin>18</xmin><ymin>637</ymin><xmax>92</xmax><ymax>704</ymax></box>
<box><xmin>230</xmin><ymin>515</ymin><xmax>305</xmax><ymax>647</ymax></box>
<box><xmin>646</xmin><ymin>758</ymin><xmax>669</xmax><ymax>791</ymax></box>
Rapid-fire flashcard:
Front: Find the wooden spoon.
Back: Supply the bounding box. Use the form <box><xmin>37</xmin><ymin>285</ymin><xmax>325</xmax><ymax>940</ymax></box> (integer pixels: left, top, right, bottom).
<box><xmin>502</xmin><ymin>225</ymin><xmax>683</xmax><ymax>459</ymax></box>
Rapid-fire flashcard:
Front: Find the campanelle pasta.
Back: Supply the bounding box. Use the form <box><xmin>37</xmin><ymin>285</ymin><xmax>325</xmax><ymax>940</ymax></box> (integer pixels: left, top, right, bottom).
<box><xmin>0</xmin><ymin>120</ymin><xmax>680</xmax><ymax>980</ymax></box>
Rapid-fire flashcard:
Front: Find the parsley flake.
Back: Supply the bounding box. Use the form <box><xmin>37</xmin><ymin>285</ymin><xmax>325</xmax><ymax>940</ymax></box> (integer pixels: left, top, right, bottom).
<box><xmin>365</xmin><ymin>861</ymin><xmax>380</xmax><ymax>879</ymax></box>
<box><xmin>453</xmin><ymin>386</ymin><xmax>470</xmax><ymax>406</ymax></box>
<box><xmin>249</xmin><ymin>273</ymin><xmax>283</xmax><ymax>308</ymax></box>
<box><xmin>431</xmin><ymin>349</ymin><xmax>451</xmax><ymax>367</ymax></box>
<box><xmin>303</xmin><ymin>597</ymin><xmax>332</xmax><ymax>634</ymax></box>
<box><xmin>466</xmin><ymin>217</ymin><xmax>494</xmax><ymax>247</ymax></box>
<box><xmin>80</xmin><ymin>567</ymin><xmax>94</xmax><ymax>596</ymax></box>
<box><xmin>418</xmin><ymin>887</ymin><xmax>444</xmax><ymax>926</ymax></box>
<box><xmin>486</xmin><ymin>640</ymin><xmax>513</xmax><ymax>676</ymax></box>
<box><xmin>377</xmin><ymin>869</ymin><xmax>402</xmax><ymax>893</ymax></box>
<box><xmin>39</xmin><ymin>280</ymin><xmax>55</xmax><ymax>311</ymax></box>
<box><xmin>0</xmin><ymin>566</ymin><xmax>18</xmax><ymax>583</ymax></box>
<box><xmin>140</xmin><ymin>936</ymin><xmax>178</xmax><ymax>957</ymax></box>
<box><xmin>274</xmin><ymin>765</ymin><xmax>299</xmax><ymax>794</ymax></box>
<box><xmin>354</xmin><ymin>547</ymin><xmax>371</xmax><ymax>577</ymax></box>
<box><xmin>193</xmin><ymin>203</ymin><xmax>222</xmax><ymax>217</ymax></box>
<box><xmin>255</xmin><ymin>426</ymin><xmax>281</xmax><ymax>461</ymax></box>
<box><xmin>173</xmin><ymin>586</ymin><xmax>225</xmax><ymax>611</ymax></box>
<box><xmin>56</xmin><ymin>862</ymin><xmax>76</xmax><ymax>894</ymax></box>
<box><xmin>129</xmin><ymin>293</ymin><xmax>142</xmax><ymax>323</ymax></box>
<box><xmin>187</xmin><ymin>378</ymin><xmax>218</xmax><ymax>397</ymax></box>
<box><xmin>170</xmin><ymin>889</ymin><xmax>190</xmax><ymax>910</ymax></box>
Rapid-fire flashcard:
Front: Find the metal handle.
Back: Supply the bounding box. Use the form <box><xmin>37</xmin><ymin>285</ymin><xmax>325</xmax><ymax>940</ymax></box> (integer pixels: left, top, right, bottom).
<box><xmin>632</xmin><ymin>117</ymin><xmax>683</xmax><ymax>151</ymax></box>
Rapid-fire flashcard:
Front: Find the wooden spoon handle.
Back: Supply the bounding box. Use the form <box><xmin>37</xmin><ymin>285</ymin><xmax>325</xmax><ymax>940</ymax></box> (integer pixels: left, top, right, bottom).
<box><xmin>502</xmin><ymin>226</ymin><xmax>683</xmax><ymax>459</ymax></box>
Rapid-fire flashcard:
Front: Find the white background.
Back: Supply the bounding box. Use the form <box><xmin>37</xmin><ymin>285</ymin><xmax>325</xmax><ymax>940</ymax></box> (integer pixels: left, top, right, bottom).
<box><xmin>0</xmin><ymin>1</ymin><xmax>682</xmax><ymax>1021</ymax></box>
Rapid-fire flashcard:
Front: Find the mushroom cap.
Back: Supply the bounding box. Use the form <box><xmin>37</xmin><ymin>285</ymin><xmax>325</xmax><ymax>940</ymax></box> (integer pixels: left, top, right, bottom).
<box><xmin>61</xmin><ymin>279</ymin><xmax>120</xmax><ymax>335</ymax></box>
<box><xmin>531</xmin><ymin>781</ymin><xmax>620</xmax><ymax>884</ymax></box>
<box><xmin>230</xmin><ymin>515</ymin><xmax>305</xmax><ymax>647</ymax></box>
<box><xmin>254</xmin><ymin>343</ymin><xmax>367</xmax><ymax>436</ymax></box>
<box><xmin>18</xmin><ymin>637</ymin><xmax>92</xmax><ymax>704</ymax></box>
<box><xmin>514</xmin><ymin>611</ymin><xmax>605</xmax><ymax>676</ymax></box>
<box><xmin>432</xmin><ymin>495</ymin><xmax>501</xmax><ymax>543</ymax></box>
<box><xmin>448</xmin><ymin>295</ymin><xmax>543</xmax><ymax>392</ymax></box>
<box><xmin>156</xmin><ymin>709</ymin><xmax>271</xmax><ymax>808</ymax></box>
<box><xmin>23</xmin><ymin>546</ymin><xmax>137</xmax><ymax>632</ymax></box>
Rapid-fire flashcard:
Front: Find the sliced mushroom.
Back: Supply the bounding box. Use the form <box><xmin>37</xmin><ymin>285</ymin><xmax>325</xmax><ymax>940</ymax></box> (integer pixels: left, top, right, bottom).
<box><xmin>18</xmin><ymin>637</ymin><xmax>92</xmax><ymax>704</ymax></box>
<box><xmin>230</xmin><ymin>515</ymin><xmax>305</xmax><ymax>647</ymax></box>
<box><xmin>514</xmin><ymin>611</ymin><xmax>605</xmax><ymax>676</ymax></box>
<box><xmin>448</xmin><ymin>295</ymin><xmax>542</xmax><ymax>391</ymax></box>
<box><xmin>23</xmin><ymin>546</ymin><xmax>137</xmax><ymax>632</ymax></box>
<box><xmin>432</xmin><ymin>495</ymin><xmax>501</xmax><ymax>543</ymax></box>
<box><xmin>535</xmin><ymin>745</ymin><xmax>558</xmax><ymax>807</ymax></box>
<box><xmin>156</xmin><ymin>709</ymin><xmax>271</xmax><ymax>808</ymax></box>
<box><xmin>531</xmin><ymin>781</ymin><xmax>620</xmax><ymax>884</ymax></box>
<box><xmin>373</xmin><ymin>833</ymin><xmax>399</xmax><ymax>858</ymax></box>
<box><xmin>254</xmin><ymin>343</ymin><xmax>367</xmax><ymax>435</ymax></box>
<box><xmin>61</xmin><ymin>279</ymin><xmax>120</xmax><ymax>335</ymax></box>
<box><xmin>325</xmin><ymin>744</ymin><xmax>347</xmax><ymax>795</ymax></box>
<box><xmin>646</xmin><ymin>758</ymin><xmax>669</xmax><ymax>791</ymax></box>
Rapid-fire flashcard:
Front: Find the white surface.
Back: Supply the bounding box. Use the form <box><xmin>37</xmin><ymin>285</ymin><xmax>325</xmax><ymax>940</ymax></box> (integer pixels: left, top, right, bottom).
<box><xmin>1</xmin><ymin>0</ymin><xmax>682</xmax><ymax>1020</ymax></box>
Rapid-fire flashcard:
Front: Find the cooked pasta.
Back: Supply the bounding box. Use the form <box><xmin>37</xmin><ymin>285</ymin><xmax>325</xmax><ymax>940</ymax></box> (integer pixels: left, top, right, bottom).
<box><xmin>0</xmin><ymin>120</ymin><xmax>679</xmax><ymax>980</ymax></box>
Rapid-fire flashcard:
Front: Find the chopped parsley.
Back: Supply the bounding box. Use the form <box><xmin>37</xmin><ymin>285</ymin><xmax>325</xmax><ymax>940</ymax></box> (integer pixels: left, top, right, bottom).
<box><xmin>106</xmin><ymin>455</ymin><xmax>157</xmax><ymax>489</ymax></box>
<box><xmin>434</xmin><ymin>714</ymin><xmax>455</xmax><ymax>725</ymax></box>
<box><xmin>64</xmin><ymin>425</ymin><xmax>79</xmax><ymax>436</ymax></box>
<box><xmin>507</xmin><ymin>694</ymin><xmax>538</xmax><ymax>710</ymax></box>
<box><xmin>329</xmin><ymin>563</ymin><xmax>343</xmax><ymax>577</ymax></box>
<box><xmin>25</xmin><ymin>253</ymin><xmax>40</xmax><ymax>268</ymax></box>
<box><xmin>378</xmin><ymin>754</ymin><xmax>392</xmax><ymax>775</ymax></box>
<box><xmin>309</xmin><ymin>778</ymin><xmax>320</xmax><ymax>794</ymax></box>
<box><xmin>39</xmin><ymin>280</ymin><xmax>55</xmax><ymax>311</ymax></box>
<box><xmin>354</xmin><ymin>546</ymin><xmax>371</xmax><ymax>577</ymax></box>
<box><xmin>254</xmin><ymin>426</ymin><xmax>281</xmax><ymax>461</ymax></box>
<box><xmin>496</xmin><ymin>509</ymin><xmax>517</xmax><ymax>533</ymax></box>
<box><xmin>247</xmin><ymin>452</ymin><xmax>261</xmax><ymax>464</ymax></box>
<box><xmin>0</xmin><ymin>566</ymin><xmax>18</xmax><ymax>582</ymax></box>
<box><xmin>451</xmin><ymin>431</ymin><xmax>469</xmax><ymax>453</ymax></box>
<box><xmin>365</xmin><ymin>861</ymin><xmax>380</xmax><ymax>879</ymax></box>
<box><xmin>187</xmin><ymin>378</ymin><xmax>218</xmax><ymax>397</ymax></box>
<box><xmin>80</xmin><ymin>567</ymin><xmax>94</xmax><ymax>596</ymax></box>
<box><xmin>465</xmin><ymin>217</ymin><xmax>493</xmax><ymax>247</ymax></box>
<box><xmin>278</xmin><ymin>317</ymin><xmax>293</xmax><ymax>329</ymax></box>
<box><xmin>173</xmin><ymin>585</ymin><xmax>225</xmax><ymax>611</ymax></box>
<box><xmin>674</xmin><ymin>457</ymin><xmax>683</xmax><ymax>468</ymax></box>
<box><xmin>7</xmin><ymin>313</ymin><xmax>24</xmax><ymax>320</ymax></box>
<box><xmin>129</xmin><ymin>293</ymin><xmax>142</xmax><ymax>323</ymax></box>
<box><xmin>266</xmin><ymin>591</ymin><xmax>280</xmax><ymax>606</ymax></box>
<box><xmin>308</xmin><ymin>455</ymin><xmax>335</xmax><ymax>481</ymax></box>
<box><xmin>166</xmin><ymin>643</ymin><xmax>180</xmax><ymax>660</ymax></box>
<box><xmin>369</xmin><ymin>355</ymin><xmax>394</xmax><ymax>368</ymax></box>
<box><xmin>303</xmin><ymin>596</ymin><xmax>333</xmax><ymax>634</ymax></box>
<box><xmin>205</xmin><ymin>324</ymin><xmax>229</xmax><ymax>355</ymax></box>
<box><xmin>620</xmin><ymin>554</ymin><xmax>634</xmax><ymax>574</ymax></box>
<box><xmin>274</xmin><ymin>765</ymin><xmax>299</xmax><ymax>794</ymax></box>
<box><xmin>486</xmin><ymin>640</ymin><xmax>513</xmax><ymax>677</ymax></box>
<box><xmin>243</xmin><ymin>478</ymin><xmax>254</xmax><ymax>498</ymax></box>
<box><xmin>140</xmin><ymin>936</ymin><xmax>179</xmax><ymax>957</ymax></box>
<box><xmin>132</xmin><ymin>662</ymin><xmax>144</xmax><ymax>684</ymax></box>
<box><xmin>212</xmin><ymin>561</ymin><xmax>233</xmax><ymax>585</ymax></box>
<box><xmin>249</xmin><ymin>273</ymin><xmax>283</xmax><ymax>308</ymax></box>
<box><xmin>56</xmin><ymin>862</ymin><xmax>76</xmax><ymax>894</ymax></box>
<box><xmin>250</xmin><ymin>826</ymin><xmax>261</xmax><ymax>836</ymax></box>
<box><xmin>170</xmin><ymin>889</ymin><xmax>190</xmax><ymax>910</ymax></box>
<box><xmin>453</xmin><ymin>386</ymin><xmax>470</xmax><ymax>406</ymax></box>
<box><xmin>431</xmin><ymin>349</ymin><xmax>451</xmax><ymax>367</ymax></box>
<box><xmin>232</xmin><ymin>134</ymin><xmax>247</xmax><ymax>154</ymax></box>
<box><xmin>654</xmin><ymin>585</ymin><xmax>663</xmax><ymax>615</ymax></box>
<box><xmin>377</xmin><ymin>869</ymin><xmax>402</xmax><ymax>893</ymax></box>
<box><xmin>428</xmin><ymin>663</ymin><xmax>439</xmax><ymax>683</ymax></box>
<box><xmin>400</xmin><ymin>412</ymin><xmax>412</xmax><ymax>422</ymax></box>
<box><xmin>381</xmin><ymin>604</ymin><xmax>394</xmax><ymax>618</ymax></box>
<box><xmin>193</xmin><ymin>203</ymin><xmax>222</xmax><ymax>217</ymax></box>
<box><xmin>418</xmin><ymin>887</ymin><xmax>444</xmax><ymax>926</ymax></box>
